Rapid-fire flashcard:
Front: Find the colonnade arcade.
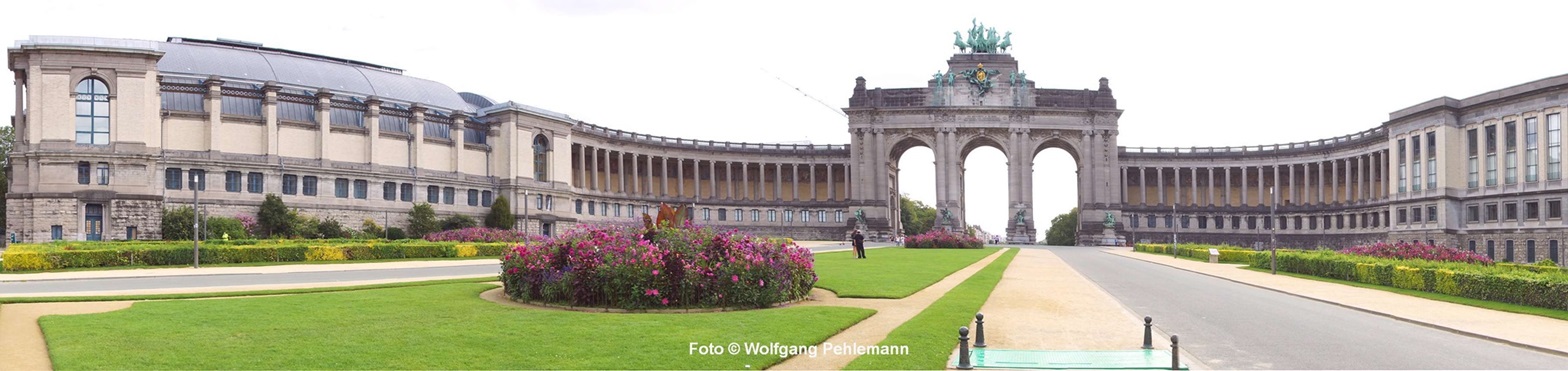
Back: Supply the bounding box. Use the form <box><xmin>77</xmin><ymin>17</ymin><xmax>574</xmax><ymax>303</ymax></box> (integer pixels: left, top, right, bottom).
<box><xmin>1122</xmin><ymin>151</ymin><xmax>1389</xmax><ymax>208</ymax></box>
<box><xmin>570</xmin><ymin>144</ymin><xmax>850</xmax><ymax>203</ymax></box>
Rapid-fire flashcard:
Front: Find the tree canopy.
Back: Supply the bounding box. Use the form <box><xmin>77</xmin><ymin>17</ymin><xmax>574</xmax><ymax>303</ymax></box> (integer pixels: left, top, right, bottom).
<box><xmin>1045</xmin><ymin>207</ymin><xmax>1078</xmax><ymax>246</ymax></box>
<box><xmin>899</xmin><ymin>194</ymin><xmax>937</xmax><ymax>237</ymax></box>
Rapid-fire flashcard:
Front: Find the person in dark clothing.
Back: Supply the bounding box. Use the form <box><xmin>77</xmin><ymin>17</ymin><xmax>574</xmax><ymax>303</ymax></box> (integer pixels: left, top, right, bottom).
<box><xmin>852</xmin><ymin>229</ymin><xmax>866</xmax><ymax>259</ymax></box>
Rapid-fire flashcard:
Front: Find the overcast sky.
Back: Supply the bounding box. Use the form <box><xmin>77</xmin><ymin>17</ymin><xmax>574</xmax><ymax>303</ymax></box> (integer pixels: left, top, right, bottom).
<box><xmin>7</xmin><ymin>0</ymin><xmax>1568</xmax><ymax>237</ymax></box>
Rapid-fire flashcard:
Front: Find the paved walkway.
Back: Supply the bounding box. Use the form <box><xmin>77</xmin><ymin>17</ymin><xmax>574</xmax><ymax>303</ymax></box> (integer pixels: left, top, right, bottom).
<box><xmin>0</xmin><ymin>259</ymin><xmax>498</xmax><ymax>282</ymax></box>
<box><xmin>1111</xmin><ymin>248</ymin><xmax>1568</xmax><ymax>357</ymax></box>
<box><xmin>975</xmin><ymin>248</ymin><xmax>1172</xmax><ymax>350</ymax></box>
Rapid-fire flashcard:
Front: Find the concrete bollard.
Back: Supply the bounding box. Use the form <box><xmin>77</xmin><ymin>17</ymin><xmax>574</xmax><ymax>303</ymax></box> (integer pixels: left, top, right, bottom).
<box><xmin>1142</xmin><ymin>316</ymin><xmax>1153</xmax><ymax>350</ymax></box>
<box><xmin>1170</xmin><ymin>334</ymin><xmax>1180</xmax><ymax>370</ymax></box>
<box><xmin>974</xmin><ymin>312</ymin><xmax>987</xmax><ymax>348</ymax></box>
<box><xmin>957</xmin><ymin>326</ymin><xmax>974</xmax><ymax>370</ymax></box>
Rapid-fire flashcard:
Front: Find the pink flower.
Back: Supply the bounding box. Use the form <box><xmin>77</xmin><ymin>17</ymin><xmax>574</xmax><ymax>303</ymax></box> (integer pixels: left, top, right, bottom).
<box><xmin>759</xmin><ymin>279</ymin><xmax>766</xmax><ymax>287</ymax></box>
<box><xmin>645</xmin><ymin>289</ymin><xmax>659</xmax><ymax>296</ymax></box>
<box><xmin>732</xmin><ymin>275</ymin><xmax>739</xmax><ymax>283</ymax></box>
<box><xmin>661</xmin><ymin>298</ymin><xmax>669</xmax><ymax>305</ymax></box>
<box><xmin>652</xmin><ymin>269</ymin><xmax>660</xmax><ymax>276</ymax></box>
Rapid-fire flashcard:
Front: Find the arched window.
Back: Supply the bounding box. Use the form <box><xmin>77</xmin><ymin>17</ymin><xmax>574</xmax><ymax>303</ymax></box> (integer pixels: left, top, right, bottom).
<box><xmin>75</xmin><ymin>78</ymin><xmax>110</xmax><ymax>145</ymax></box>
<box><xmin>533</xmin><ymin>134</ymin><xmax>550</xmax><ymax>181</ymax></box>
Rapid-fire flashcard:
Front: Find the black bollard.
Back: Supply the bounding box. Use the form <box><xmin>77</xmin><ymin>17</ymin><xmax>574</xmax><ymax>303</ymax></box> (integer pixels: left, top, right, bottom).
<box><xmin>1170</xmin><ymin>334</ymin><xmax>1180</xmax><ymax>370</ymax></box>
<box><xmin>957</xmin><ymin>326</ymin><xmax>974</xmax><ymax>370</ymax></box>
<box><xmin>974</xmin><ymin>312</ymin><xmax>987</xmax><ymax>348</ymax></box>
<box><xmin>1141</xmin><ymin>316</ymin><xmax>1154</xmax><ymax>350</ymax></box>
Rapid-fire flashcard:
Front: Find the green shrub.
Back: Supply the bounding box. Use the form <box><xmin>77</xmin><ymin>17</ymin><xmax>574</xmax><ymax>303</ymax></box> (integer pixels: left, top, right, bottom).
<box><xmin>1</xmin><ymin>252</ymin><xmax>55</xmax><ymax>271</ymax></box>
<box><xmin>317</xmin><ymin>219</ymin><xmax>348</xmax><ymax>239</ymax></box>
<box><xmin>440</xmin><ymin>215</ymin><xmax>478</xmax><ymax>231</ymax></box>
<box><xmin>204</xmin><ymin>216</ymin><xmax>251</xmax><ymax>240</ymax></box>
<box><xmin>1433</xmin><ymin>269</ymin><xmax>1460</xmax><ymax>295</ymax></box>
<box><xmin>408</xmin><ymin>203</ymin><xmax>438</xmax><ymax>238</ymax></box>
<box><xmin>1391</xmin><ymin>266</ymin><xmax>1424</xmax><ymax>291</ymax></box>
<box><xmin>386</xmin><ymin>227</ymin><xmax>408</xmax><ymax>241</ymax></box>
<box><xmin>161</xmin><ymin>207</ymin><xmax>196</xmax><ymax>241</ymax></box>
<box><xmin>361</xmin><ymin>219</ymin><xmax>385</xmax><ymax>239</ymax></box>
<box><xmin>401</xmin><ymin>244</ymin><xmax>456</xmax><ymax>258</ymax></box>
<box><xmin>289</xmin><ymin>210</ymin><xmax>321</xmax><ymax>239</ymax></box>
<box><xmin>1538</xmin><ymin>259</ymin><xmax>1559</xmax><ymax>267</ymax></box>
<box><xmin>485</xmin><ymin>196</ymin><xmax>516</xmax><ymax>229</ymax></box>
<box><xmin>370</xmin><ymin>244</ymin><xmax>404</xmax><ymax>259</ymax></box>
<box><xmin>257</xmin><ymin>194</ymin><xmax>292</xmax><ymax>238</ymax></box>
<box><xmin>1252</xmin><ymin>249</ymin><xmax>1568</xmax><ymax>311</ymax></box>
<box><xmin>2</xmin><ymin>240</ymin><xmax>509</xmax><ymax>271</ymax></box>
<box><xmin>476</xmin><ymin>244</ymin><xmax>509</xmax><ymax>256</ymax></box>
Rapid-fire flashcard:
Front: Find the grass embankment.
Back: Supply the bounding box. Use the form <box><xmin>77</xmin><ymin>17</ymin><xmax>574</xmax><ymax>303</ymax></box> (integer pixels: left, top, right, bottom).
<box><xmin>41</xmin><ymin>283</ymin><xmax>875</xmax><ymax>369</ymax></box>
<box><xmin>1241</xmin><ymin>266</ymin><xmax>1568</xmax><ymax>321</ymax></box>
<box><xmin>845</xmin><ymin>248</ymin><xmax>1019</xmax><ymax>370</ymax></box>
<box><xmin>814</xmin><ymin>247</ymin><xmax>998</xmax><ymax>299</ymax></box>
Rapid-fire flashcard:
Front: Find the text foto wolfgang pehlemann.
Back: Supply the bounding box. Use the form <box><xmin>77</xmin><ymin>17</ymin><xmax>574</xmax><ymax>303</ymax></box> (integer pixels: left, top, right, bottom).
<box><xmin>689</xmin><ymin>342</ymin><xmax>910</xmax><ymax>358</ymax></box>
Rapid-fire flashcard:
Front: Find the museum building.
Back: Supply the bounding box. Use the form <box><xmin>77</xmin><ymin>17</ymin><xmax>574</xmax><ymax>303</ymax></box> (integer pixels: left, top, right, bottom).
<box><xmin>5</xmin><ymin>35</ymin><xmax>1567</xmax><ymax>265</ymax></box>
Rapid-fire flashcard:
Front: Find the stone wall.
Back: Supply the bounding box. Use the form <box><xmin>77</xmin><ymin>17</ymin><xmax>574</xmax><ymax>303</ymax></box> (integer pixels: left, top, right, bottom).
<box><xmin>1455</xmin><ymin>231</ymin><xmax>1568</xmax><ymax>266</ymax></box>
<box><xmin>111</xmin><ymin>199</ymin><xmax>164</xmax><ymax>240</ymax></box>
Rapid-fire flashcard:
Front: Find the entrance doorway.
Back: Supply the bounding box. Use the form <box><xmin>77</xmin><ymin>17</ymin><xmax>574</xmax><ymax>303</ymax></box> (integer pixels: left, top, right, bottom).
<box><xmin>85</xmin><ymin>203</ymin><xmax>104</xmax><ymax>241</ymax></box>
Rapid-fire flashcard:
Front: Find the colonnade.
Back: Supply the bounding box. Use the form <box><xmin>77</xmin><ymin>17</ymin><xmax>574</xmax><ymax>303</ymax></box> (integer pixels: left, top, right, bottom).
<box><xmin>571</xmin><ymin>144</ymin><xmax>848</xmax><ymax>203</ymax></box>
<box><xmin>1122</xmin><ymin>151</ymin><xmax>1389</xmax><ymax>207</ymax></box>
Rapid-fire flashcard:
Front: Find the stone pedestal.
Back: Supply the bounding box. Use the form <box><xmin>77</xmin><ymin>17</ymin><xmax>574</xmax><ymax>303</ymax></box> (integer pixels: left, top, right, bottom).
<box><xmin>1007</xmin><ymin>225</ymin><xmax>1036</xmax><ymax>244</ymax></box>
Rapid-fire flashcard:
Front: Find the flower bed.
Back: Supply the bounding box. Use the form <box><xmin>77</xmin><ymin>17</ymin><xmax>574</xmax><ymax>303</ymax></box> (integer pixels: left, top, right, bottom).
<box><xmin>902</xmin><ymin>229</ymin><xmax>983</xmax><ymax>249</ymax></box>
<box><xmin>1341</xmin><ymin>241</ymin><xmax>1493</xmax><ymax>265</ymax></box>
<box><xmin>1</xmin><ymin>240</ymin><xmax>511</xmax><ymax>272</ymax></box>
<box><xmin>500</xmin><ymin>223</ymin><xmax>816</xmax><ymax>310</ymax></box>
<box><xmin>1251</xmin><ymin>249</ymin><xmax>1568</xmax><ymax>310</ymax></box>
<box><xmin>423</xmin><ymin>227</ymin><xmax>537</xmax><ymax>243</ymax></box>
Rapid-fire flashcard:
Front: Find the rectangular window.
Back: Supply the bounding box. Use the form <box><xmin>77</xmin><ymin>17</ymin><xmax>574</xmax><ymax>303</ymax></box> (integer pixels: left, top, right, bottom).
<box><xmin>402</xmin><ymin>183</ymin><xmax>414</xmax><ymax>202</ymax></box>
<box><xmin>718</xmin><ymin>208</ymin><xmax>728</xmax><ymax>221</ymax></box>
<box><xmin>769</xmin><ymin>210</ymin><xmax>777</xmax><ymax>222</ymax></box>
<box><xmin>97</xmin><ymin>162</ymin><xmax>110</xmax><ymax>185</ymax></box>
<box><xmin>1428</xmin><ymin>205</ymin><xmax>1437</xmax><ymax>223</ymax></box>
<box><xmin>468</xmin><ymin>189</ymin><xmax>479</xmax><ymax>206</ymax></box>
<box><xmin>278</xmin><ymin>100</ymin><xmax>315</xmax><ymax>123</ymax></box>
<box><xmin>1486</xmin><ymin>124</ymin><xmax>1498</xmax><ymax>186</ymax></box>
<box><xmin>384</xmin><ymin>182</ymin><xmax>397</xmax><ymax>201</ymax></box>
<box><xmin>1486</xmin><ymin>203</ymin><xmax>1499</xmax><ymax>222</ymax></box>
<box><xmin>588</xmin><ymin>201</ymin><xmax>597</xmax><ymax>215</ymax></box>
<box><xmin>482</xmin><ymin>191</ymin><xmax>493</xmax><ymax>207</ymax></box>
<box><xmin>1411</xmin><ymin>135</ymin><xmax>1422</xmax><ymax>191</ymax></box>
<box><xmin>1549</xmin><ymin>114</ymin><xmax>1561</xmax><ymax>180</ymax></box>
<box><xmin>77</xmin><ymin>162</ymin><xmax>90</xmax><ymax>185</ymax></box>
<box><xmin>51</xmin><ymin>225</ymin><xmax>62</xmax><ymax>241</ymax></box>
<box><xmin>443</xmin><ymin>187</ymin><xmax>455</xmax><ymax>204</ymax></box>
<box><xmin>1467</xmin><ymin>204</ymin><xmax>1480</xmax><ymax>223</ymax></box>
<box><xmin>335</xmin><ymin>178</ymin><xmax>350</xmax><ymax>198</ymax></box>
<box><xmin>428</xmin><ymin>185</ymin><xmax>440</xmax><ymax>203</ymax></box>
<box><xmin>1467</xmin><ymin>128</ymin><xmax>1479</xmax><ymax>188</ymax></box>
<box><xmin>166</xmin><ymin>168</ymin><xmax>183</xmax><ymax>190</ymax></box>
<box><xmin>1411</xmin><ymin>208</ymin><xmax>1422</xmax><ymax>223</ymax></box>
<box><xmin>226</xmin><ymin>171</ymin><xmax>242</xmax><ymax>192</ymax></box>
<box><xmin>330</xmin><ymin>107</ymin><xmax>365</xmax><ymax>128</ymax></box>
<box><xmin>575</xmin><ymin>200</ymin><xmax>583</xmax><ymax>214</ymax></box>
<box><xmin>220</xmin><ymin>95</ymin><xmax>262</xmax><ymax>117</ymax></box>
<box><xmin>1551</xmin><ymin>199</ymin><xmax>1563</xmax><ymax>219</ymax></box>
<box><xmin>302</xmin><ymin>176</ymin><xmax>318</xmax><ymax>196</ymax></box>
<box><xmin>247</xmin><ymin>172</ymin><xmax>263</xmax><ymax>193</ymax></box>
<box><xmin>1397</xmin><ymin>138</ymin><xmax>1407</xmax><ymax>192</ymax></box>
<box><xmin>1427</xmin><ymin>131</ymin><xmax>1437</xmax><ymax>190</ymax></box>
<box><xmin>785</xmin><ymin>209</ymin><xmax>793</xmax><ymax>222</ymax></box>
<box><xmin>1526</xmin><ymin>117</ymin><xmax>1539</xmax><ymax>182</ymax></box>
<box><xmin>353</xmin><ymin>180</ymin><xmax>367</xmax><ymax>199</ymax></box>
<box><xmin>189</xmin><ymin>169</ymin><xmax>207</xmax><ymax>190</ymax></box>
<box><xmin>1505</xmin><ymin>203</ymin><xmax>1519</xmax><ymax>221</ymax></box>
<box><xmin>703</xmin><ymin>208</ymin><xmax>710</xmax><ymax>221</ymax></box>
<box><xmin>1527</xmin><ymin>201</ymin><xmax>1540</xmax><ymax>220</ymax></box>
<box><xmin>283</xmin><ymin>174</ymin><xmax>298</xmax><ymax>195</ymax></box>
<box><xmin>1397</xmin><ymin>208</ymin><xmax>1407</xmax><ymax>224</ymax></box>
<box><xmin>1506</xmin><ymin>121</ymin><xmax>1517</xmax><ymax>184</ymax></box>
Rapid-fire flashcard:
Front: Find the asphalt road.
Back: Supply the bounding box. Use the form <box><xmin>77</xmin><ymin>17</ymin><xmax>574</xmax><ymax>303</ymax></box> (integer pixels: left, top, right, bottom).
<box><xmin>0</xmin><ymin>243</ymin><xmax>874</xmax><ymax>295</ymax></box>
<box><xmin>1044</xmin><ymin>246</ymin><xmax>1568</xmax><ymax>369</ymax></box>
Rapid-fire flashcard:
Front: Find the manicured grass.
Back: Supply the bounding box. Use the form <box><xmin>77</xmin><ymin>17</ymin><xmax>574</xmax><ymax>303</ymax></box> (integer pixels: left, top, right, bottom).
<box><xmin>845</xmin><ymin>248</ymin><xmax>1019</xmax><ymax>370</ymax></box>
<box><xmin>0</xmin><ymin>255</ymin><xmax>496</xmax><ymax>275</ymax></box>
<box><xmin>0</xmin><ymin>277</ymin><xmax>497</xmax><ymax>304</ymax></box>
<box><xmin>815</xmin><ymin>247</ymin><xmax>999</xmax><ymax>298</ymax></box>
<box><xmin>1241</xmin><ymin>266</ymin><xmax>1568</xmax><ymax>321</ymax></box>
<box><xmin>41</xmin><ymin>283</ymin><xmax>875</xmax><ymax>370</ymax></box>
<box><xmin>1130</xmin><ymin>247</ymin><xmax>1236</xmax><ymax>264</ymax></box>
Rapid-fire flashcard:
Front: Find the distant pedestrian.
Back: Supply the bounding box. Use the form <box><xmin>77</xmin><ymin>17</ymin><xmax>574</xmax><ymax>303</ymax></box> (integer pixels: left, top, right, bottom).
<box><xmin>852</xmin><ymin>229</ymin><xmax>866</xmax><ymax>259</ymax></box>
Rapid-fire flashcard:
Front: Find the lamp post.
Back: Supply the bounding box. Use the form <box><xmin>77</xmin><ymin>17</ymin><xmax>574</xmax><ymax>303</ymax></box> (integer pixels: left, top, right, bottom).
<box><xmin>522</xmin><ymin>189</ymin><xmax>530</xmax><ymax>244</ymax></box>
<box><xmin>1271</xmin><ymin>182</ymin><xmax>1278</xmax><ymax>275</ymax></box>
<box><xmin>1171</xmin><ymin>202</ymin><xmax>1178</xmax><ymax>258</ymax></box>
<box><xmin>190</xmin><ymin>172</ymin><xmax>203</xmax><ymax>268</ymax></box>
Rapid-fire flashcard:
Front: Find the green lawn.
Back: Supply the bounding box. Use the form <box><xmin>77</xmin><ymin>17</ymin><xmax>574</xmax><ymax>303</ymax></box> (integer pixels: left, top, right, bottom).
<box><xmin>0</xmin><ymin>255</ymin><xmax>497</xmax><ymax>275</ymax></box>
<box><xmin>846</xmin><ymin>248</ymin><xmax>1019</xmax><ymax>370</ymax></box>
<box><xmin>41</xmin><ymin>283</ymin><xmax>874</xmax><ymax>370</ymax></box>
<box><xmin>1241</xmin><ymin>266</ymin><xmax>1568</xmax><ymax>321</ymax></box>
<box><xmin>0</xmin><ymin>277</ymin><xmax>497</xmax><ymax>304</ymax></box>
<box><xmin>815</xmin><ymin>247</ymin><xmax>999</xmax><ymax>298</ymax></box>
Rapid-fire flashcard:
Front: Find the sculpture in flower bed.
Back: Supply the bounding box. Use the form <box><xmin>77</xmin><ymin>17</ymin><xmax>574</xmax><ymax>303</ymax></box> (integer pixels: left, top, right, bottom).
<box><xmin>902</xmin><ymin>229</ymin><xmax>983</xmax><ymax>248</ymax></box>
<box><xmin>1342</xmin><ymin>241</ymin><xmax>1493</xmax><ymax>265</ymax></box>
<box><xmin>500</xmin><ymin>203</ymin><xmax>817</xmax><ymax>310</ymax></box>
<box><xmin>423</xmin><ymin>227</ymin><xmax>535</xmax><ymax>243</ymax></box>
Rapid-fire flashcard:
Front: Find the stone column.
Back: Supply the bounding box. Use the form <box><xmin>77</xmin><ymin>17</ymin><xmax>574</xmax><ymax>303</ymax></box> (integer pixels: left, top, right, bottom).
<box><xmin>1224</xmin><ymin>167</ymin><xmax>1232</xmax><ymax>206</ymax></box>
<box><xmin>1190</xmin><ymin>167</ymin><xmax>1199</xmax><ymax>206</ymax></box>
<box><xmin>262</xmin><ymin>82</ymin><xmax>280</xmax><ymax>158</ymax></box>
<box><xmin>1121</xmin><ymin>167</ymin><xmax>1130</xmax><ymax>205</ymax></box>
<box><xmin>452</xmin><ymin>114</ymin><xmax>467</xmax><ymax>173</ymax></box>
<box><xmin>677</xmin><ymin>157</ymin><xmax>685</xmax><ymax>198</ymax></box>
<box><xmin>1157</xmin><ymin>167</ymin><xmax>1166</xmax><ymax>205</ymax></box>
<box><xmin>1242</xmin><ymin>165</ymin><xmax>1250</xmax><ymax>206</ymax></box>
<box><xmin>791</xmin><ymin>163</ymin><xmax>800</xmax><ymax>201</ymax></box>
<box><xmin>205</xmin><ymin>77</ymin><xmax>223</xmax><ymax>152</ymax></box>
<box><xmin>1174</xmin><ymin>167</ymin><xmax>1182</xmax><ymax>206</ymax></box>
<box><xmin>366</xmin><ymin>98</ymin><xmax>382</xmax><ymax>165</ymax></box>
<box><xmin>575</xmin><ymin>145</ymin><xmax>585</xmax><ymax>188</ymax></box>
<box><xmin>743</xmin><ymin>162</ymin><xmax>751</xmax><ymax>201</ymax></box>
<box><xmin>1317</xmin><ymin>161</ymin><xmax>1326</xmax><ymax>205</ymax></box>
<box><xmin>315</xmin><ymin>88</ymin><xmax>333</xmax><ymax>162</ymax></box>
<box><xmin>410</xmin><ymin>103</ymin><xmax>424</xmax><ymax>171</ymax></box>
<box><xmin>850</xmin><ymin>129</ymin><xmax>864</xmax><ymax>201</ymax></box>
<box><xmin>1207</xmin><ymin>167</ymin><xmax>1216</xmax><ymax>206</ymax></box>
<box><xmin>1272</xmin><ymin>165</ymin><xmax>1280</xmax><ymax>207</ymax></box>
<box><xmin>631</xmin><ymin>153</ymin><xmax>640</xmax><ymax>196</ymax></box>
<box><xmin>710</xmin><ymin>160</ymin><xmax>719</xmax><ymax>201</ymax></box>
<box><xmin>774</xmin><ymin>163</ymin><xmax>783</xmax><ymax>201</ymax></box>
<box><xmin>808</xmin><ymin>163</ymin><xmax>817</xmax><ymax>201</ymax></box>
<box><xmin>1138</xmin><ymin>167</ymin><xmax>1147</xmax><ymax>206</ymax></box>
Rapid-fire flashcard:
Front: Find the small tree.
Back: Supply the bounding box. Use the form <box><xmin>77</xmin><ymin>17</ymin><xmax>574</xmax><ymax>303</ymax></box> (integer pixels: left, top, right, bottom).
<box><xmin>441</xmin><ymin>214</ymin><xmax>478</xmax><ymax>231</ymax></box>
<box><xmin>1045</xmin><ymin>207</ymin><xmax>1079</xmax><ymax>246</ymax></box>
<box><xmin>361</xmin><ymin>218</ymin><xmax>385</xmax><ymax>239</ymax></box>
<box><xmin>257</xmin><ymin>194</ymin><xmax>292</xmax><ymax>238</ymax></box>
<box><xmin>317</xmin><ymin>218</ymin><xmax>346</xmax><ymax>239</ymax></box>
<box><xmin>407</xmin><ymin>203</ymin><xmax>438</xmax><ymax>238</ymax></box>
<box><xmin>161</xmin><ymin>206</ymin><xmax>196</xmax><ymax>241</ymax></box>
<box><xmin>485</xmin><ymin>195</ymin><xmax>516</xmax><ymax>229</ymax></box>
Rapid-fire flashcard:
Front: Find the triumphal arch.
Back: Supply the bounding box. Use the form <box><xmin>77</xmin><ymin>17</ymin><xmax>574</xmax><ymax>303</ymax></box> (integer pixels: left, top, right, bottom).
<box><xmin>845</xmin><ymin>21</ymin><xmax>1124</xmax><ymax>244</ymax></box>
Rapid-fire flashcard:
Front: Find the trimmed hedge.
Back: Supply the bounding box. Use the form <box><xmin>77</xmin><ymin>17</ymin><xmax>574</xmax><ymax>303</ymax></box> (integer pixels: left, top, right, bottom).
<box><xmin>1134</xmin><ymin>243</ymin><xmax>1260</xmax><ymax>264</ymax></box>
<box><xmin>1250</xmin><ymin>249</ymin><xmax>1568</xmax><ymax>311</ymax></box>
<box><xmin>2</xmin><ymin>241</ymin><xmax>512</xmax><ymax>271</ymax></box>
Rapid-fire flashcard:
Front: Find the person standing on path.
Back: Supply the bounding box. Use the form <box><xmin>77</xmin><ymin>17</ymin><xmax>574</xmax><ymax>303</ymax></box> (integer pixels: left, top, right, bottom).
<box><xmin>852</xmin><ymin>229</ymin><xmax>866</xmax><ymax>259</ymax></box>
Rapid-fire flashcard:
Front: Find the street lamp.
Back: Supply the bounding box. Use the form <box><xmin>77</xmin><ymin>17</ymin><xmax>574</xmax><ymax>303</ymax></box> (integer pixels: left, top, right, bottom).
<box><xmin>1270</xmin><ymin>182</ymin><xmax>1279</xmax><ymax>275</ymax></box>
<box><xmin>190</xmin><ymin>171</ymin><xmax>203</xmax><ymax>268</ymax></box>
<box><xmin>1171</xmin><ymin>202</ymin><xmax>1178</xmax><ymax>258</ymax></box>
<box><xmin>522</xmin><ymin>189</ymin><xmax>530</xmax><ymax>244</ymax></box>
